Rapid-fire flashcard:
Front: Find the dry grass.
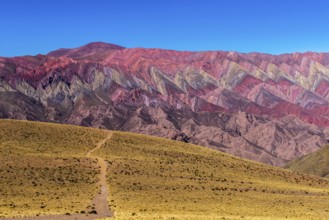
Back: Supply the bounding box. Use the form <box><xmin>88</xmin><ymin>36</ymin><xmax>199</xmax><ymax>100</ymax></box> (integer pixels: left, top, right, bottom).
<box><xmin>95</xmin><ymin>132</ymin><xmax>329</xmax><ymax>219</ymax></box>
<box><xmin>0</xmin><ymin>155</ymin><xmax>99</xmax><ymax>217</ymax></box>
<box><xmin>0</xmin><ymin>119</ymin><xmax>107</xmax><ymax>218</ymax></box>
<box><xmin>2</xmin><ymin>119</ymin><xmax>329</xmax><ymax>219</ymax></box>
<box><xmin>0</xmin><ymin>119</ymin><xmax>108</xmax><ymax>157</ymax></box>
<box><xmin>287</xmin><ymin>145</ymin><xmax>329</xmax><ymax>178</ymax></box>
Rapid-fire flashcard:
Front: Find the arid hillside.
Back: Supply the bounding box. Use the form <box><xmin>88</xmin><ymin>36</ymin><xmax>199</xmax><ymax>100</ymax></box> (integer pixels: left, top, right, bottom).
<box><xmin>1</xmin><ymin>119</ymin><xmax>329</xmax><ymax>219</ymax></box>
<box><xmin>287</xmin><ymin>145</ymin><xmax>329</xmax><ymax>178</ymax></box>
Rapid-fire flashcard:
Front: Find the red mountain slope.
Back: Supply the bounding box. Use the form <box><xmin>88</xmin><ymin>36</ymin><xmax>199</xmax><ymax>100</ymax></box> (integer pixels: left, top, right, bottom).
<box><xmin>1</xmin><ymin>42</ymin><xmax>329</xmax><ymax>166</ymax></box>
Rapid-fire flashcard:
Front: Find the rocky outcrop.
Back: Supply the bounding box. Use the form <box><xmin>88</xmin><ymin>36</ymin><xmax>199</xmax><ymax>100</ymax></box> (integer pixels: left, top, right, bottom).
<box><xmin>1</xmin><ymin>42</ymin><xmax>329</xmax><ymax>166</ymax></box>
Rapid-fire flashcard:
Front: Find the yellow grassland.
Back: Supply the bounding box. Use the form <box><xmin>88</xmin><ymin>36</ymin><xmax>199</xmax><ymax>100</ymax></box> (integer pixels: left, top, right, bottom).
<box><xmin>0</xmin><ymin>119</ymin><xmax>107</xmax><ymax>217</ymax></box>
<box><xmin>95</xmin><ymin>132</ymin><xmax>329</xmax><ymax>219</ymax></box>
<box><xmin>1</xmin><ymin>119</ymin><xmax>329</xmax><ymax>219</ymax></box>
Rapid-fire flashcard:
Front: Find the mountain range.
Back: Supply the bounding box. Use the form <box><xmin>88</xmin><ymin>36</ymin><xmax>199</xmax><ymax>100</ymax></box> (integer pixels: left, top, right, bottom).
<box><xmin>1</xmin><ymin>42</ymin><xmax>329</xmax><ymax>166</ymax></box>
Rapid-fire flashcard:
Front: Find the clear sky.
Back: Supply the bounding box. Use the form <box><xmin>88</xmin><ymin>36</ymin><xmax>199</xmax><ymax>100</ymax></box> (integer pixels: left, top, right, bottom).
<box><xmin>1</xmin><ymin>0</ymin><xmax>329</xmax><ymax>56</ymax></box>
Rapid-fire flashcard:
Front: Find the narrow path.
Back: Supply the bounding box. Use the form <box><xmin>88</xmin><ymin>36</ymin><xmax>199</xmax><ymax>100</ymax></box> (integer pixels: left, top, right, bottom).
<box><xmin>86</xmin><ymin>132</ymin><xmax>112</xmax><ymax>157</ymax></box>
<box><xmin>86</xmin><ymin>132</ymin><xmax>113</xmax><ymax>218</ymax></box>
<box><xmin>4</xmin><ymin>132</ymin><xmax>113</xmax><ymax>220</ymax></box>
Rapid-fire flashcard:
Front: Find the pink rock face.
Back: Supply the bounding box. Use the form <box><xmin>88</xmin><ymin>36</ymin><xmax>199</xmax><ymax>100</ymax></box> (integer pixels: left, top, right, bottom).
<box><xmin>1</xmin><ymin>42</ymin><xmax>329</xmax><ymax>166</ymax></box>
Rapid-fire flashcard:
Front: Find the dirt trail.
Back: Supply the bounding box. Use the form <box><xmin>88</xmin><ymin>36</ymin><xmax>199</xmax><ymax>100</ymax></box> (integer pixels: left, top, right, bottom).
<box><xmin>4</xmin><ymin>132</ymin><xmax>113</xmax><ymax>220</ymax></box>
<box><xmin>86</xmin><ymin>132</ymin><xmax>112</xmax><ymax>157</ymax></box>
<box><xmin>86</xmin><ymin>132</ymin><xmax>113</xmax><ymax>217</ymax></box>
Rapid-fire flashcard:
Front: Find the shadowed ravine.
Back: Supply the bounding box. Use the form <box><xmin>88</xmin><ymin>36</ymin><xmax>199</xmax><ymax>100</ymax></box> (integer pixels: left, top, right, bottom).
<box><xmin>4</xmin><ymin>133</ymin><xmax>113</xmax><ymax>220</ymax></box>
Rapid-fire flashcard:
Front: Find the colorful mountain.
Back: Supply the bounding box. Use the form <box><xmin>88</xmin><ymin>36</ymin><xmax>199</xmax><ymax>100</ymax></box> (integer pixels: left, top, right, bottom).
<box><xmin>1</xmin><ymin>42</ymin><xmax>329</xmax><ymax>166</ymax></box>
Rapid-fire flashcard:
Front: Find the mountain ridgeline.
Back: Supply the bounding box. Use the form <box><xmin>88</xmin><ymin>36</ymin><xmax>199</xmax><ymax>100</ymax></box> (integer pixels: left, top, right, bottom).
<box><xmin>1</xmin><ymin>42</ymin><xmax>329</xmax><ymax>166</ymax></box>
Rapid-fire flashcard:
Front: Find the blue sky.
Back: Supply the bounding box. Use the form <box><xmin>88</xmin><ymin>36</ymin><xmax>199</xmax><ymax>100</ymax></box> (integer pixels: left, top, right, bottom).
<box><xmin>1</xmin><ymin>0</ymin><xmax>329</xmax><ymax>56</ymax></box>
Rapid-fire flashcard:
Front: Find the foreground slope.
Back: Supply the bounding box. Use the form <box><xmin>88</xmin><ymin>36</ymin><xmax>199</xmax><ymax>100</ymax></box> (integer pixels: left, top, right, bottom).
<box><xmin>2</xmin><ymin>42</ymin><xmax>329</xmax><ymax>166</ymax></box>
<box><xmin>96</xmin><ymin>132</ymin><xmax>329</xmax><ymax>219</ymax></box>
<box><xmin>287</xmin><ymin>145</ymin><xmax>329</xmax><ymax>178</ymax></box>
<box><xmin>0</xmin><ymin>119</ymin><xmax>109</xmax><ymax>218</ymax></box>
<box><xmin>2</xmin><ymin>120</ymin><xmax>329</xmax><ymax>219</ymax></box>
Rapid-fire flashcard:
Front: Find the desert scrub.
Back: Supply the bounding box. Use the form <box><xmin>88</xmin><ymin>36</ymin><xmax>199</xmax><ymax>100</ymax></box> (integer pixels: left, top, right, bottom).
<box><xmin>0</xmin><ymin>155</ymin><xmax>100</xmax><ymax>218</ymax></box>
<box><xmin>0</xmin><ymin>120</ymin><xmax>107</xmax><ymax>218</ymax></box>
<box><xmin>94</xmin><ymin>131</ymin><xmax>329</xmax><ymax>219</ymax></box>
<box><xmin>0</xmin><ymin>119</ymin><xmax>108</xmax><ymax>157</ymax></box>
<box><xmin>3</xmin><ymin>120</ymin><xmax>329</xmax><ymax>219</ymax></box>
